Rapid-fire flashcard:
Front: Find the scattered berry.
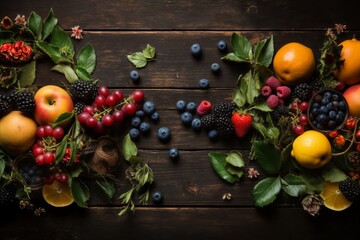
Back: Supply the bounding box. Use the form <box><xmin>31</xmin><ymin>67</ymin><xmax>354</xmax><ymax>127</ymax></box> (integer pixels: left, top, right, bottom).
<box><xmin>180</xmin><ymin>112</ymin><xmax>193</xmax><ymax>126</ymax></box>
<box><xmin>157</xmin><ymin>127</ymin><xmax>171</xmax><ymax>142</ymax></box>
<box><xmin>143</xmin><ymin>101</ymin><xmax>156</xmax><ymax>115</ymax></box>
<box><xmin>131</xmin><ymin>116</ymin><xmax>142</xmax><ymax>128</ymax></box>
<box><xmin>186</xmin><ymin>102</ymin><xmax>197</xmax><ymax>113</ymax></box>
<box><xmin>216</xmin><ymin>40</ymin><xmax>227</xmax><ymax>52</ymax></box>
<box><xmin>208</xmin><ymin>129</ymin><xmax>219</xmax><ymax>141</ymax></box>
<box><xmin>276</xmin><ymin>86</ymin><xmax>292</xmax><ymax>99</ymax></box>
<box><xmin>139</xmin><ymin>122</ymin><xmax>151</xmax><ymax>134</ymax></box>
<box><xmin>191</xmin><ymin>118</ymin><xmax>202</xmax><ymax>131</ymax></box>
<box><xmin>129</xmin><ymin>70</ymin><xmax>140</xmax><ymax>82</ymax></box>
<box><xmin>152</xmin><ymin>191</ymin><xmax>163</xmax><ymax>203</ymax></box>
<box><xmin>197</xmin><ymin>100</ymin><xmax>212</xmax><ymax>115</ymax></box>
<box><xmin>261</xmin><ymin>85</ymin><xmax>272</xmax><ymax>97</ymax></box>
<box><xmin>151</xmin><ymin>111</ymin><xmax>160</xmax><ymax>122</ymax></box>
<box><xmin>265</xmin><ymin>76</ymin><xmax>281</xmax><ymax>91</ymax></box>
<box><xmin>190</xmin><ymin>43</ymin><xmax>202</xmax><ymax>57</ymax></box>
<box><xmin>199</xmin><ymin>78</ymin><xmax>209</xmax><ymax>89</ymax></box>
<box><xmin>210</xmin><ymin>63</ymin><xmax>220</xmax><ymax>73</ymax></box>
<box><xmin>169</xmin><ymin>147</ymin><xmax>179</xmax><ymax>160</ymax></box>
<box><xmin>176</xmin><ymin>100</ymin><xmax>186</xmax><ymax>112</ymax></box>
<box><xmin>129</xmin><ymin>128</ymin><xmax>140</xmax><ymax>140</ymax></box>
<box><xmin>266</xmin><ymin>94</ymin><xmax>279</xmax><ymax>109</ymax></box>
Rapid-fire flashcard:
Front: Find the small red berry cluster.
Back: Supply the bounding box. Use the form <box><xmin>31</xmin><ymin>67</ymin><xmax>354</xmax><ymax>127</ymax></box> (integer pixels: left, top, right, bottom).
<box><xmin>261</xmin><ymin>76</ymin><xmax>292</xmax><ymax>109</ymax></box>
<box><xmin>77</xmin><ymin>86</ymin><xmax>145</xmax><ymax>135</ymax></box>
<box><xmin>0</xmin><ymin>41</ymin><xmax>33</xmax><ymax>63</ymax></box>
<box><xmin>289</xmin><ymin>100</ymin><xmax>309</xmax><ymax>135</ymax></box>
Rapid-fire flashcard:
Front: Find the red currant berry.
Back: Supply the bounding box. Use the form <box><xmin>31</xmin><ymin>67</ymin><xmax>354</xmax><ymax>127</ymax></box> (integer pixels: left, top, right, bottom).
<box><xmin>35</xmin><ymin>154</ymin><xmax>45</xmax><ymax>165</ymax></box>
<box><xmin>98</xmin><ymin>86</ymin><xmax>110</xmax><ymax>97</ymax></box>
<box><xmin>95</xmin><ymin>95</ymin><xmax>106</xmax><ymax>107</ymax></box>
<box><xmin>83</xmin><ymin>105</ymin><xmax>95</xmax><ymax>114</ymax></box>
<box><xmin>299</xmin><ymin>102</ymin><xmax>309</xmax><ymax>112</ymax></box>
<box><xmin>44</xmin><ymin>125</ymin><xmax>53</xmax><ymax>137</ymax></box>
<box><xmin>102</xmin><ymin>114</ymin><xmax>114</xmax><ymax>126</ymax></box>
<box><xmin>132</xmin><ymin>90</ymin><xmax>145</xmax><ymax>103</ymax></box>
<box><xmin>292</xmin><ymin>125</ymin><xmax>304</xmax><ymax>135</ymax></box>
<box><xmin>78</xmin><ymin>112</ymin><xmax>91</xmax><ymax>125</ymax></box>
<box><xmin>53</xmin><ymin>172</ymin><xmax>62</xmax><ymax>181</ymax></box>
<box><xmin>93</xmin><ymin>121</ymin><xmax>105</xmax><ymax>135</ymax></box>
<box><xmin>299</xmin><ymin>114</ymin><xmax>309</xmax><ymax>126</ymax></box>
<box><xmin>123</xmin><ymin>102</ymin><xmax>137</xmax><ymax>116</ymax></box>
<box><xmin>112</xmin><ymin>110</ymin><xmax>124</xmax><ymax>122</ymax></box>
<box><xmin>106</xmin><ymin>95</ymin><xmax>117</xmax><ymax>107</ymax></box>
<box><xmin>36</xmin><ymin>139</ymin><xmax>44</xmax><ymax>148</ymax></box>
<box><xmin>291</xmin><ymin>102</ymin><xmax>299</xmax><ymax>111</ymax></box>
<box><xmin>52</xmin><ymin>127</ymin><xmax>64</xmax><ymax>139</ymax></box>
<box><xmin>112</xmin><ymin>90</ymin><xmax>124</xmax><ymax>101</ymax></box>
<box><xmin>33</xmin><ymin>146</ymin><xmax>44</xmax><ymax>157</ymax></box>
<box><xmin>44</xmin><ymin>152</ymin><xmax>55</xmax><ymax>165</ymax></box>
<box><xmin>58</xmin><ymin>173</ymin><xmax>69</xmax><ymax>184</ymax></box>
<box><xmin>86</xmin><ymin>116</ymin><xmax>98</xmax><ymax>128</ymax></box>
<box><xmin>356</xmin><ymin>129</ymin><xmax>360</xmax><ymax>141</ymax></box>
<box><xmin>44</xmin><ymin>175</ymin><xmax>55</xmax><ymax>185</ymax></box>
<box><xmin>36</xmin><ymin>126</ymin><xmax>45</xmax><ymax>138</ymax></box>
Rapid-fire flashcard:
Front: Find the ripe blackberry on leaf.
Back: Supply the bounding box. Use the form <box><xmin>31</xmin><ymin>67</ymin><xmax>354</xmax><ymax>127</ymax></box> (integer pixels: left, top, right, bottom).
<box><xmin>339</xmin><ymin>178</ymin><xmax>360</xmax><ymax>202</ymax></box>
<box><xmin>68</xmin><ymin>79</ymin><xmax>98</xmax><ymax>104</ymax></box>
<box><xmin>15</xmin><ymin>89</ymin><xmax>36</xmax><ymax>116</ymax></box>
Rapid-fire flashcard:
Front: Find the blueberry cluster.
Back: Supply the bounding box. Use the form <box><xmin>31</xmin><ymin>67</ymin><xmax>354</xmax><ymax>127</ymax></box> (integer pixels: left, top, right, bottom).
<box><xmin>18</xmin><ymin>161</ymin><xmax>45</xmax><ymax>187</ymax></box>
<box><xmin>176</xmin><ymin>100</ymin><xmax>203</xmax><ymax>132</ymax></box>
<box><xmin>308</xmin><ymin>90</ymin><xmax>348</xmax><ymax>131</ymax></box>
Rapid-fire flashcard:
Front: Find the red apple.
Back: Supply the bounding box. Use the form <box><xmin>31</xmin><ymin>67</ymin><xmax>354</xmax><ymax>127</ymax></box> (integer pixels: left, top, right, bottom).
<box><xmin>343</xmin><ymin>84</ymin><xmax>360</xmax><ymax>117</ymax></box>
<box><xmin>34</xmin><ymin>85</ymin><xmax>74</xmax><ymax>126</ymax></box>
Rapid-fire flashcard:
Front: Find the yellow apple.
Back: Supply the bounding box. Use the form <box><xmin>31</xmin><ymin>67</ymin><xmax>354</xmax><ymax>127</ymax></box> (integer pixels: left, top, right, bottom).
<box><xmin>34</xmin><ymin>85</ymin><xmax>74</xmax><ymax>126</ymax></box>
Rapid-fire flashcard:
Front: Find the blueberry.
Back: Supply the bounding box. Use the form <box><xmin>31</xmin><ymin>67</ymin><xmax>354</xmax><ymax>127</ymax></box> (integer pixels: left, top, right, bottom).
<box><xmin>328</xmin><ymin>120</ymin><xmax>337</xmax><ymax>129</ymax></box>
<box><xmin>336</xmin><ymin>111</ymin><xmax>345</xmax><ymax>123</ymax></box>
<box><xmin>332</xmin><ymin>94</ymin><xmax>340</xmax><ymax>101</ymax></box>
<box><xmin>135</xmin><ymin>110</ymin><xmax>145</xmax><ymax>118</ymax></box>
<box><xmin>328</xmin><ymin>110</ymin><xmax>337</xmax><ymax>119</ymax></box>
<box><xmin>152</xmin><ymin>191</ymin><xmax>163</xmax><ymax>204</ymax></box>
<box><xmin>180</xmin><ymin>112</ymin><xmax>193</xmax><ymax>126</ymax></box>
<box><xmin>129</xmin><ymin>128</ymin><xmax>140</xmax><ymax>139</ymax></box>
<box><xmin>208</xmin><ymin>129</ymin><xmax>219</xmax><ymax>141</ymax></box>
<box><xmin>317</xmin><ymin>114</ymin><xmax>328</xmax><ymax>124</ymax></box>
<box><xmin>210</xmin><ymin>63</ymin><xmax>220</xmax><ymax>74</ymax></box>
<box><xmin>131</xmin><ymin>116</ymin><xmax>142</xmax><ymax>128</ymax></box>
<box><xmin>139</xmin><ymin>122</ymin><xmax>151</xmax><ymax>134</ymax></box>
<box><xmin>338</xmin><ymin>101</ymin><xmax>347</xmax><ymax>111</ymax></box>
<box><xmin>143</xmin><ymin>101</ymin><xmax>156</xmax><ymax>115</ymax></box>
<box><xmin>326</xmin><ymin>102</ymin><xmax>334</xmax><ymax>111</ymax></box>
<box><xmin>169</xmin><ymin>147</ymin><xmax>179</xmax><ymax>160</ymax></box>
<box><xmin>191</xmin><ymin>118</ymin><xmax>202</xmax><ymax>131</ymax></box>
<box><xmin>151</xmin><ymin>111</ymin><xmax>160</xmax><ymax>122</ymax></box>
<box><xmin>319</xmin><ymin>106</ymin><xmax>329</xmax><ymax>114</ymax></box>
<box><xmin>199</xmin><ymin>79</ymin><xmax>209</xmax><ymax>89</ymax></box>
<box><xmin>321</xmin><ymin>98</ymin><xmax>330</xmax><ymax>105</ymax></box>
<box><xmin>186</xmin><ymin>102</ymin><xmax>197</xmax><ymax>113</ymax></box>
<box><xmin>176</xmin><ymin>100</ymin><xmax>186</xmax><ymax>112</ymax></box>
<box><xmin>157</xmin><ymin>127</ymin><xmax>171</xmax><ymax>142</ymax></box>
<box><xmin>323</xmin><ymin>91</ymin><xmax>332</xmax><ymax>99</ymax></box>
<box><xmin>190</xmin><ymin>43</ymin><xmax>202</xmax><ymax>57</ymax></box>
<box><xmin>129</xmin><ymin>70</ymin><xmax>140</xmax><ymax>82</ymax></box>
<box><xmin>216</xmin><ymin>40</ymin><xmax>227</xmax><ymax>52</ymax></box>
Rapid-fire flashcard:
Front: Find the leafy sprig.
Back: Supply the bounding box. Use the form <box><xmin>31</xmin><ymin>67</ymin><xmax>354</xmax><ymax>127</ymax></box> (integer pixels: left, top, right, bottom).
<box><xmin>127</xmin><ymin>44</ymin><xmax>156</xmax><ymax>68</ymax></box>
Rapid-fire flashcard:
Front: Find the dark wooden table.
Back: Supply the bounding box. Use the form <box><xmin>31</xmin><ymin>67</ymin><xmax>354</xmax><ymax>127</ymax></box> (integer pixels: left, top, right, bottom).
<box><xmin>1</xmin><ymin>1</ymin><xmax>360</xmax><ymax>239</ymax></box>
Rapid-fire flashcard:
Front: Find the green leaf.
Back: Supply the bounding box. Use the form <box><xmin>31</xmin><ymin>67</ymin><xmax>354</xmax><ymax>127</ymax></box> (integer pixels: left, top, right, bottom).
<box><xmin>28</xmin><ymin>11</ymin><xmax>42</xmax><ymax>40</ymax></box>
<box><xmin>71</xmin><ymin>179</ymin><xmax>90</xmax><ymax>208</ymax></box>
<box><xmin>77</xmin><ymin>44</ymin><xmax>96</xmax><ymax>74</ymax></box>
<box><xmin>52</xmin><ymin>64</ymin><xmax>78</xmax><ymax>83</ymax></box>
<box><xmin>253</xmin><ymin>140</ymin><xmax>281</xmax><ymax>175</ymax></box>
<box><xmin>17</xmin><ymin>61</ymin><xmax>36</xmax><ymax>87</ymax></box>
<box><xmin>0</xmin><ymin>158</ymin><xmax>5</xmax><ymax>178</ymax></box>
<box><xmin>52</xmin><ymin>112</ymin><xmax>74</xmax><ymax>127</ymax></box>
<box><xmin>221</xmin><ymin>53</ymin><xmax>248</xmax><ymax>63</ymax></box>
<box><xmin>142</xmin><ymin>44</ymin><xmax>155</xmax><ymax>59</ymax></box>
<box><xmin>127</xmin><ymin>52</ymin><xmax>147</xmax><ymax>68</ymax></box>
<box><xmin>254</xmin><ymin>35</ymin><xmax>274</xmax><ymax>67</ymax></box>
<box><xmin>251</xmin><ymin>101</ymin><xmax>273</xmax><ymax>112</ymax></box>
<box><xmin>232</xmin><ymin>84</ymin><xmax>247</xmax><ymax>108</ymax></box>
<box><xmin>252</xmin><ymin>177</ymin><xmax>282</xmax><ymax>207</ymax></box>
<box><xmin>49</xmin><ymin>25</ymin><xmax>74</xmax><ymax>55</ymax></box>
<box><xmin>122</xmin><ymin>134</ymin><xmax>138</xmax><ymax>161</ymax></box>
<box><xmin>281</xmin><ymin>174</ymin><xmax>306</xmax><ymax>197</ymax></box>
<box><xmin>75</xmin><ymin>67</ymin><xmax>92</xmax><ymax>81</ymax></box>
<box><xmin>321</xmin><ymin>165</ymin><xmax>347</xmax><ymax>182</ymax></box>
<box><xmin>42</xmin><ymin>8</ymin><xmax>58</xmax><ymax>41</ymax></box>
<box><xmin>226</xmin><ymin>151</ymin><xmax>245</xmax><ymax>168</ymax></box>
<box><xmin>36</xmin><ymin>41</ymin><xmax>72</xmax><ymax>64</ymax></box>
<box><xmin>225</xmin><ymin>164</ymin><xmax>244</xmax><ymax>178</ymax></box>
<box><xmin>209</xmin><ymin>152</ymin><xmax>239</xmax><ymax>184</ymax></box>
<box><xmin>299</xmin><ymin>174</ymin><xmax>324</xmax><ymax>194</ymax></box>
<box><xmin>96</xmin><ymin>179</ymin><xmax>115</xmax><ymax>199</ymax></box>
<box><xmin>55</xmin><ymin>134</ymin><xmax>69</xmax><ymax>164</ymax></box>
<box><xmin>231</xmin><ymin>33</ymin><xmax>252</xmax><ymax>60</ymax></box>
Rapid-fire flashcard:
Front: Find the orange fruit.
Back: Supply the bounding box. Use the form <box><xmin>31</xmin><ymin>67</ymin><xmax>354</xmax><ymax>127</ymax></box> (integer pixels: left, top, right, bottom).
<box><xmin>320</xmin><ymin>181</ymin><xmax>352</xmax><ymax>211</ymax></box>
<box><xmin>334</xmin><ymin>38</ymin><xmax>360</xmax><ymax>85</ymax></box>
<box><xmin>42</xmin><ymin>180</ymin><xmax>74</xmax><ymax>207</ymax></box>
<box><xmin>0</xmin><ymin>111</ymin><xmax>37</xmax><ymax>156</ymax></box>
<box><xmin>273</xmin><ymin>42</ymin><xmax>315</xmax><ymax>86</ymax></box>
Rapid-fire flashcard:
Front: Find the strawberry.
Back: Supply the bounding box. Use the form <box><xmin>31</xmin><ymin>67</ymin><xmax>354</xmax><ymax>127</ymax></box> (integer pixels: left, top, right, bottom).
<box><xmin>231</xmin><ymin>112</ymin><xmax>252</xmax><ymax>138</ymax></box>
<box><xmin>197</xmin><ymin>100</ymin><xmax>212</xmax><ymax>115</ymax></box>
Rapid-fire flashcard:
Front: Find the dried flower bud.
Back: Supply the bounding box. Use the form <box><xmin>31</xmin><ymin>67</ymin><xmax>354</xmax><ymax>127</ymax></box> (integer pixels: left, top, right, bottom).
<box><xmin>1</xmin><ymin>16</ymin><xmax>12</xmax><ymax>29</ymax></box>
<box><xmin>301</xmin><ymin>195</ymin><xmax>322</xmax><ymax>216</ymax></box>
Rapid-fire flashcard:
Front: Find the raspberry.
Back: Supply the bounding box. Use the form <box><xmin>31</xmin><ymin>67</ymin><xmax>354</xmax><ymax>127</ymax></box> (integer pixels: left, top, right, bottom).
<box><xmin>197</xmin><ymin>100</ymin><xmax>212</xmax><ymax>115</ymax></box>
<box><xmin>68</xmin><ymin>80</ymin><xmax>97</xmax><ymax>104</ymax></box>
<box><xmin>261</xmin><ymin>85</ymin><xmax>272</xmax><ymax>97</ymax></box>
<box><xmin>265</xmin><ymin>76</ymin><xmax>281</xmax><ymax>91</ymax></box>
<box><xmin>339</xmin><ymin>178</ymin><xmax>360</xmax><ymax>202</ymax></box>
<box><xmin>201</xmin><ymin>114</ymin><xmax>216</xmax><ymax>131</ymax></box>
<box><xmin>15</xmin><ymin>89</ymin><xmax>36</xmax><ymax>116</ymax></box>
<box><xmin>276</xmin><ymin>86</ymin><xmax>291</xmax><ymax>99</ymax></box>
<box><xmin>266</xmin><ymin>94</ymin><xmax>279</xmax><ymax>109</ymax></box>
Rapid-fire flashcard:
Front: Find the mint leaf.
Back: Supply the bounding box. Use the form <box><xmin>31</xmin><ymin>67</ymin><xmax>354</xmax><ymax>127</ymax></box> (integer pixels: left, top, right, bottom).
<box><xmin>42</xmin><ymin>8</ymin><xmax>58</xmax><ymax>41</ymax></box>
<box><xmin>28</xmin><ymin>11</ymin><xmax>42</xmax><ymax>40</ymax></box>
<box><xmin>232</xmin><ymin>82</ymin><xmax>247</xmax><ymax>108</ymax></box>
<box><xmin>122</xmin><ymin>134</ymin><xmax>138</xmax><ymax>161</ymax></box>
<box><xmin>221</xmin><ymin>53</ymin><xmax>248</xmax><ymax>63</ymax></box>
<box><xmin>71</xmin><ymin>179</ymin><xmax>90</xmax><ymax>208</ymax></box>
<box><xmin>253</xmin><ymin>140</ymin><xmax>281</xmax><ymax>175</ymax></box>
<box><xmin>251</xmin><ymin>101</ymin><xmax>273</xmax><ymax>112</ymax></box>
<box><xmin>52</xmin><ymin>64</ymin><xmax>78</xmax><ymax>83</ymax></box>
<box><xmin>281</xmin><ymin>174</ymin><xmax>306</xmax><ymax>197</ymax></box>
<box><xmin>127</xmin><ymin>52</ymin><xmax>147</xmax><ymax>68</ymax></box>
<box><xmin>96</xmin><ymin>179</ymin><xmax>115</xmax><ymax>199</ymax></box>
<box><xmin>252</xmin><ymin>177</ymin><xmax>281</xmax><ymax>207</ymax></box>
<box><xmin>236</xmin><ymin>70</ymin><xmax>261</xmax><ymax>106</ymax></box>
<box><xmin>142</xmin><ymin>44</ymin><xmax>155</xmax><ymax>59</ymax></box>
<box><xmin>77</xmin><ymin>44</ymin><xmax>96</xmax><ymax>74</ymax></box>
<box><xmin>18</xmin><ymin>61</ymin><xmax>36</xmax><ymax>87</ymax></box>
<box><xmin>209</xmin><ymin>152</ymin><xmax>239</xmax><ymax>184</ymax></box>
<box><xmin>231</xmin><ymin>33</ymin><xmax>252</xmax><ymax>60</ymax></box>
<box><xmin>254</xmin><ymin>35</ymin><xmax>274</xmax><ymax>67</ymax></box>
<box><xmin>226</xmin><ymin>151</ymin><xmax>245</xmax><ymax>168</ymax></box>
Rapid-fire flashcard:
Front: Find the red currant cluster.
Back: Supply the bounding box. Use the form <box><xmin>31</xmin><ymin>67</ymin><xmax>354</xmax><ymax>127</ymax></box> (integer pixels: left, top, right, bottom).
<box><xmin>77</xmin><ymin>86</ymin><xmax>145</xmax><ymax>135</ymax></box>
<box><xmin>32</xmin><ymin>125</ymin><xmax>65</xmax><ymax>165</ymax></box>
<box><xmin>290</xmin><ymin>100</ymin><xmax>309</xmax><ymax>135</ymax></box>
<box><xmin>43</xmin><ymin>171</ymin><xmax>69</xmax><ymax>185</ymax></box>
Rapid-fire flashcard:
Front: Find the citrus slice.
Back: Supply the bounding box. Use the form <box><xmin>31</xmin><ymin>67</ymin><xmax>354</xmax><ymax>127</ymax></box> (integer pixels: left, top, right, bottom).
<box><xmin>42</xmin><ymin>180</ymin><xmax>74</xmax><ymax>207</ymax></box>
<box><xmin>320</xmin><ymin>181</ymin><xmax>352</xmax><ymax>211</ymax></box>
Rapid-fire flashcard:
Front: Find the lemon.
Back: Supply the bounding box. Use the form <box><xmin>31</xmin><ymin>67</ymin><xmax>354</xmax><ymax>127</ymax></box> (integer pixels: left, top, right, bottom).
<box><xmin>42</xmin><ymin>180</ymin><xmax>74</xmax><ymax>207</ymax></box>
<box><xmin>291</xmin><ymin>130</ymin><xmax>332</xmax><ymax>169</ymax></box>
<box><xmin>320</xmin><ymin>181</ymin><xmax>352</xmax><ymax>211</ymax></box>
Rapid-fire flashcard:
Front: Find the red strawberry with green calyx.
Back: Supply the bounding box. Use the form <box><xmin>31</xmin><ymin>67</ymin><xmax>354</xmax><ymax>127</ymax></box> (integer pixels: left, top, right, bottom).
<box><xmin>231</xmin><ymin>112</ymin><xmax>252</xmax><ymax>138</ymax></box>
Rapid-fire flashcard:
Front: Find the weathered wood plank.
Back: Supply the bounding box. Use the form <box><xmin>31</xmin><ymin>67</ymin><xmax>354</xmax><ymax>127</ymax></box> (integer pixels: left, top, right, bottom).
<box><xmin>1</xmin><ymin>0</ymin><xmax>359</xmax><ymax>30</ymax></box>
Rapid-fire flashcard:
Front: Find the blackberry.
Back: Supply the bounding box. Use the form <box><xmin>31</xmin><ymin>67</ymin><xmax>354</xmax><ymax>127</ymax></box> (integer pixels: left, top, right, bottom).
<box><xmin>68</xmin><ymin>80</ymin><xmax>97</xmax><ymax>104</ymax></box>
<box><xmin>0</xmin><ymin>186</ymin><xmax>17</xmax><ymax>209</ymax></box>
<box><xmin>74</xmin><ymin>101</ymin><xmax>86</xmax><ymax>115</ymax></box>
<box><xmin>15</xmin><ymin>90</ymin><xmax>35</xmax><ymax>116</ymax></box>
<box><xmin>201</xmin><ymin>114</ymin><xmax>216</xmax><ymax>131</ymax></box>
<box><xmin>216</xmin><ymin>116</ymin><xmax>234</xmax><ymax>137</ymax></box>
<box><xmin>293</xmin><ymin>83</ymin><xmax>312</xmax><ymax>101</ymax></box>
<box><xmin>310</xmin><ymin>79</ymin><xmax>324</xmax><ymax>93</ymax></box>
<box><xmin>339</xmin><ymin>178</ymin><xmax>360</xmax><ymax>202</ymax></box>
<box><xmin>0</xmin><ymin>94</ymin><xmax>15</xmax><ymax>118</ymax></box>
<box><xmin>272</xmin><ymin>105</ymin><xmax>290</xmax><ymax>121</ymax></box>
<box><xmin>214</xmin><ymin>101</ymin><xmax>236</xmax><ymax>118</ymax></box>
